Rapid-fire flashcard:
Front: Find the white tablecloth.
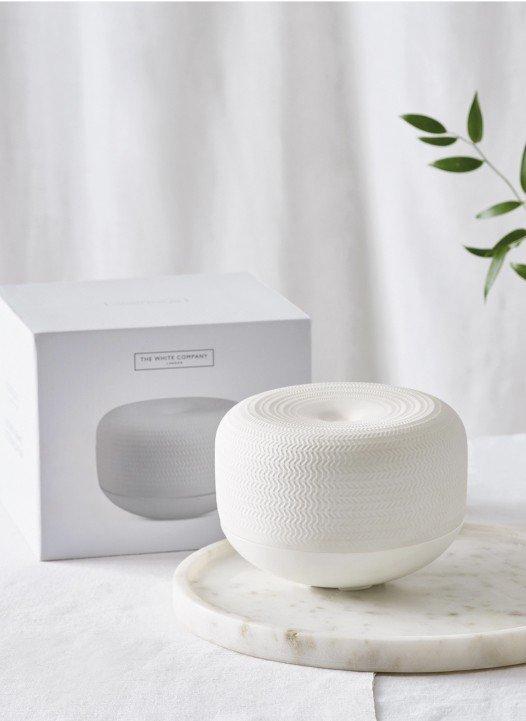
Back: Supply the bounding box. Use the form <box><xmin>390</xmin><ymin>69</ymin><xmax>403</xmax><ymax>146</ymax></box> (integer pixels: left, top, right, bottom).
<box><xmin>375</xmin><ymin>434</ymin><xmax>526</xmax><ymax>721</ymax></box>
<box><xmin>0</xmin><ymin>435</ymin><xmax>525</xmax><ymax>720</ymax></box>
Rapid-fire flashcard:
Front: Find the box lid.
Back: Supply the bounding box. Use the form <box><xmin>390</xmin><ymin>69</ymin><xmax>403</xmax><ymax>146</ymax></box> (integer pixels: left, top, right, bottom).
<box><xmin>0</xmin><ymin>273</ymin><xmax>308</xmax><ymax>334</ymax></box>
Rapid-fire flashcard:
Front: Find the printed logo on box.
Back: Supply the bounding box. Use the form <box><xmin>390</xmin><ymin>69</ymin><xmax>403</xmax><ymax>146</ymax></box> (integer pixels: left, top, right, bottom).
<box><xmin>134</xmin><ymin>349</ymin><xmax>214</xmax><ymax>371</ymax></box>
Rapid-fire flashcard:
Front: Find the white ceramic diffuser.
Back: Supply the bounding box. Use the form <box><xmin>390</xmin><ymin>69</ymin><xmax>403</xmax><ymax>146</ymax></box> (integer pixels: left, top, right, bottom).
<box><xmin>215</xmin><ymin>382</ymin><xmax>467</xmax><ymax>589</ymax></box>
<box><xmin>97</xmin><ymin>397</ymin><xmax>235</xmax><ymax>520</ymax></box>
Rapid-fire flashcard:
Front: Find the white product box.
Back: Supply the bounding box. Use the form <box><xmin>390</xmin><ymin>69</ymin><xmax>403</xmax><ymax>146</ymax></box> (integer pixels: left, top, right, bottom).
<box><xmin>0</xmin><ymin>273</ymin><xmax>310</xmax><ymax>560</ymax></box>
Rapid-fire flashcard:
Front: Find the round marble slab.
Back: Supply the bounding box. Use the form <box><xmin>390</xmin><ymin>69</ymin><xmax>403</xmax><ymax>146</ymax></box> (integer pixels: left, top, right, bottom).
<box><xmin>172</xmin><ymin>524</ymin><xmax>526</xmax><ymax>673</ymax></box>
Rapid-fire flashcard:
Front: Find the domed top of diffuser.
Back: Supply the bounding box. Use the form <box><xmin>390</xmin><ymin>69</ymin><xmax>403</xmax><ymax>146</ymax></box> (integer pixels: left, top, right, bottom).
<box><xmin>221</xmin><ymin>382</ymin><xmax>453</xmax><ymax>444</ymax></box>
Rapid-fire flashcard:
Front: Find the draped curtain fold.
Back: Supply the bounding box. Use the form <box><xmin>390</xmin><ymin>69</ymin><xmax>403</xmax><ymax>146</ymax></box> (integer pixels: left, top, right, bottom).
<box><xmin>1</xmin><ymin>2</ymin><xmax>525</xmax><ymax>436</ymax></box>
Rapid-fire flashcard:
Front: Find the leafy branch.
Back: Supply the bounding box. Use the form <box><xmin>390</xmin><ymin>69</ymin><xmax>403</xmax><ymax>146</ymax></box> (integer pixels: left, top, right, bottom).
<box><xmin>401</xmin><ymin>93</ymin><xmax>526</xmax><ymax>299</ymax></box>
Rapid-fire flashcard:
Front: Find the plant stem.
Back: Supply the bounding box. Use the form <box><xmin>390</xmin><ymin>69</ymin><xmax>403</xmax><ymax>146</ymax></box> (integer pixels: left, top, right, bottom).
<box><xmin>456</xmin><ymin>134</ymin><xmax>526</xmax><ymax>211</ymax></box>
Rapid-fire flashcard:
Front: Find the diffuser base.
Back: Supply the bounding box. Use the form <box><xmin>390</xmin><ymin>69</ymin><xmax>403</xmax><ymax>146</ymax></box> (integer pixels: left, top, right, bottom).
<box><xmin>223</xmin><ymin>526</ymin><xmax>461</xmax><ymax>588</ymax></box>
<box><xmin>173</xmin><ymin>524</ymin><xmax>526</xmax><ymax>673</ymax></box>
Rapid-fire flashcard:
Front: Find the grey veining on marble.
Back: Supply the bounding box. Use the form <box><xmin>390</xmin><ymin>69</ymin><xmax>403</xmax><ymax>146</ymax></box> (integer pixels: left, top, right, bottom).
<box><xmin>173</xmin><ymin>524</ymin><xmax>526</xmax><ymax>673</ymax></box>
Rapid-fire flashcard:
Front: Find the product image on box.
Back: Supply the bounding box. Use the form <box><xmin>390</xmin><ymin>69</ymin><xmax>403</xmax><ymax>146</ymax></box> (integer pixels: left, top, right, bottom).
<box><xmin>96</xmin><ymin>396</ymin><xmax>235</xmax><ymax>520</ymax></box>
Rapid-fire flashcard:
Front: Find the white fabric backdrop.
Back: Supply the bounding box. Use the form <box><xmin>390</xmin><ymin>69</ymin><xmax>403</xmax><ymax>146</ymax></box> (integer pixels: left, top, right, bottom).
<box><xmin>1</xmin><ymin>2</ymin><xmax>526</xmax><ymax>436</ymax></box>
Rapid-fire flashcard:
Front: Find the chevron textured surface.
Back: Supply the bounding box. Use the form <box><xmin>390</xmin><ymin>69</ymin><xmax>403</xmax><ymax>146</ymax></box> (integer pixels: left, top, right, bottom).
<box><xmin>216</xmin><ymin>383</ymin><xmax>467</xmax><ymax>553</ymax></box>
<box><xmin>97</xmin><ymin>397</ymin><xmax>235</xmax><ymax>518</ymax></box>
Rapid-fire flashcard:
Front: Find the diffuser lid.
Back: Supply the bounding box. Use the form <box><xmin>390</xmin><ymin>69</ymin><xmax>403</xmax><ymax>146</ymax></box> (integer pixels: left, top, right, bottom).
<box><xmin>226</xmin><ymin>382</ymin><xmax>446</xmax><ymax>442</ymax></box>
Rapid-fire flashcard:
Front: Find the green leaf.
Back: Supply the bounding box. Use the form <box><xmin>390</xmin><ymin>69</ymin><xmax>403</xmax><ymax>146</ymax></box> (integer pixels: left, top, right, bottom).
<box><xmin>467</xmin><ymin>93</ymin><xmax>483</xmax><ymax>143</ymax></box>
<box><xmin>493</xmin><ymin>228</ymin><xmax>526</xmax><ymax>252</ymax></box>
<box><xmin>466</xmin><ymin>229</ymin><xmax>526</xmax><ymax>259</ymax></box>
<box><xmin>419</xmin><ymin>136</ymin><xmax>456</xmax><ymax>146</ymax></box>
<box><xmin>511</xmin><ymin>262</ymin><xmax>526</xmax><ymax>280</ymax></box>
<box><xmin>484</xmin><ymin>247</ymin><xmax>506</xmax><ymax>299</ymax></box>
<box><xmin>431</xmin><ymin>157</ymin><xmax>484</xmax><ymax>172</ymax></box>
<box><xmin>476</xmin><ymin>200</ymin><xmax>523</xmax><ymax>219</ymax></box>
<box><xmin>481</xmin><ymin>228</ymin><xmax>526</xmax><ymax>299</ymax></box>
<box><xmin>465</xmin><ymin>246</ymin><xmax>494</xmax><ymax>257</ymax></box>
<box><xmin>521</xmin><ymin>144</ymin><xmax>526</xmax><ymax>193</ymax></box>
<box><xmin>400</xmin><ymin>114</ymin><xmax>446</xmax><ymax>134</ymax></box>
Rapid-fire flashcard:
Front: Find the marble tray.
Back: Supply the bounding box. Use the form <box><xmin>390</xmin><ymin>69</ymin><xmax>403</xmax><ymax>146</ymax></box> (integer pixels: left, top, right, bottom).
<box><xmin>172</xmin><ymin>524</ymin><xmax>526</xmax><ymax>673</ymax></box>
